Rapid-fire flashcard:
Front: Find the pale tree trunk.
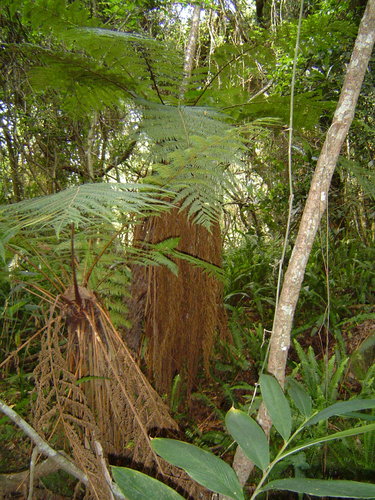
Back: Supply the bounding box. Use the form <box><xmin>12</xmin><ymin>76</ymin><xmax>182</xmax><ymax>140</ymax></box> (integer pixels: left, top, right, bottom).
<box><xmin>180</xmin><ymin>2</ymin><xmax>202</xmax><ymax>98</ymax></box>
<box><xmin>224</xmin><ymin>0</ymin><xmax>375</xmax><ymax>494</ymax></box>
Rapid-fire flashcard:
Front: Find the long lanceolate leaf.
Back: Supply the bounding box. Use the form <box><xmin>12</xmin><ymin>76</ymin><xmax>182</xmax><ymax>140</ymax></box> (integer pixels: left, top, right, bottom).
<box><xmin>288</xmin><ymin>379</ymin><xmax>312</xmax><ymax>418</ymax></box>
<box><xmin>305</xmin><ymin>399</ymin><xmax>375</xmax><ymax>427</ymax></box>
<box><xmin>151</xmin><ymin>438</ymin><xmax>245</xmax><ymax>500</ymax></box>
<box><xmin>280</xmin><ymin>423</ymin><xmax>375</xmax><ymax>462</ymax></box>
<box><xmin>260</xmin><ymin>374</ymin><xmax>292</xmax><ymax>441</ymax></box>
<box><xmin>225</xmin><ymin>408</ymin><xmax>270</xmax><ymax>472</ymax></box>
<box><xmin>0</xmin><ymin>183</ymin><xmax>172</xmax><ymax>236</ymax></box>
<box><xmin>261</xmin><ymin>478</ymin><xmax>375</xmax><ymax>498</ymax></box>
<box><xmin>112</xmin><ymin>467</ymin><xmax>185</xmax><ymax>500</ymax></box>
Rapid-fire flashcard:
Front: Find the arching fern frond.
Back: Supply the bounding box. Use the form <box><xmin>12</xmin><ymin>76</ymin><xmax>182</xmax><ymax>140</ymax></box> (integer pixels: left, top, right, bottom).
<box><xmin>137</xmin><ymin>103</ymin><xmax>274</xmax><ymax>227</ymax></box>
<box><xmin>0</xmin><ymin>183</ymin><xmax>172</xmax><ymax>237</ymax></box>
<box><xmin>6</xmin><ymin>0</ymin><xmax>185</xmax><ymax>114</ymax></box>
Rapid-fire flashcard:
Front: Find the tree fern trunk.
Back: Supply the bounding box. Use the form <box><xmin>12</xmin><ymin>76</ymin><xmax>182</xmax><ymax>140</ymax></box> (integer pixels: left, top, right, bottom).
<box><xmin>128</xmin><ymin>208</ymin><xmax>229</xmax><ymax>397</ymax></box>
<box><xmin>124</xmin><ymin>4</ymin><xmax>229</xmax><ymax>400</ymax></box>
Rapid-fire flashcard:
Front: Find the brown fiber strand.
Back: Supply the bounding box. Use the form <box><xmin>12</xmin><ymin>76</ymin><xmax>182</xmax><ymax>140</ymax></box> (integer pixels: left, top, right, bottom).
<box><xmin>129</xmin><ymin>207</ymin><xmax>229</xmax><ymax>397</ymax></box>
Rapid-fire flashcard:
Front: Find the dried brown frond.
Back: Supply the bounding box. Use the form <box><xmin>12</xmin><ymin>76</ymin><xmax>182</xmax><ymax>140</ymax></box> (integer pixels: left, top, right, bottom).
<box><xmin>33</xmin><ymin>302</ymin><xmax>112</xmax><ymax>499</ymax></box>
<box><xmin>33</xmin><ymin>284</ymin><xmax>195</xmax><ymax>497</ymax></box>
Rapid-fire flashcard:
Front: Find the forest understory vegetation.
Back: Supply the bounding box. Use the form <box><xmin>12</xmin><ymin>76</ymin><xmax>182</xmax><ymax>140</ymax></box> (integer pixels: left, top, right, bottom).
<box><xmin>1</xmin><ymin>0</ymin><xmax>375</xmax><ymax>498</ymax></box>
<box><xmin>2</xmin><ymin>233</ymin><xmax>375</xmax><ymax>499</ymax></box>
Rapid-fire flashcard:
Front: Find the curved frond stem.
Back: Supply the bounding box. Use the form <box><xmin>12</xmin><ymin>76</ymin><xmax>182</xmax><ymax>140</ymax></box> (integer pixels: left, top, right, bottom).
<box><xmin>15</xmin><ymin>281</ymin><xmax>63</xmax><ymax>307</ymax></box>
<box><xmin>141</xmin><ymin>49</ymin><xmax>165</xmax><ymax>105</ymax></box>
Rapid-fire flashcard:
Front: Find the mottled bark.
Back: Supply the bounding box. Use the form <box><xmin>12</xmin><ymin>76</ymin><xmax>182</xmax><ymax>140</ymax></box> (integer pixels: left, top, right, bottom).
<box><xmin>268</xmin><ymin>0</ymin><xmax>375</xmax><ymax>388</ymax></box>
<box><xmin>180</xmin><ymin>3</ymin><xmax>202</xmax><ymax>98</ymax></box>
<box><xmin>225</xmin><ymin>0</ymin><xmax>375</xmax><ymax>493</ymax></box>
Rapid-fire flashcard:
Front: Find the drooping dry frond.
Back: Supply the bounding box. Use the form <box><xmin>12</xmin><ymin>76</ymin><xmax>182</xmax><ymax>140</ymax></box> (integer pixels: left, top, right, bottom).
<box><xmin>33</xmin><ymin>283</ymin><xmax>187</xmax><ymax>497</ymax></box>
<box><xmin>33</xmin><ymin>302</ymin><xmax>113</xmax><ymax>499</ymax></box>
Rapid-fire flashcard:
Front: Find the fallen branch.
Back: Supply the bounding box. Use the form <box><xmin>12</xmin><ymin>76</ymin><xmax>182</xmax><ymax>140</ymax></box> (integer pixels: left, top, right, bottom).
<box><xmin>0</xmin><ymin>398</ymin><xmax>127</xmax><ymax>500</ymax></box>
<box><xmin>0</xmin><ymin>455</ymin><xmax>62</xmax><ymax>498</ymax></box>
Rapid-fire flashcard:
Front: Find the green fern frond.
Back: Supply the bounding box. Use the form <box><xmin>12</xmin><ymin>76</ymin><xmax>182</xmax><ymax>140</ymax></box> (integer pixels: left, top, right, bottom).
<box><xmin>9</xmin><ymin>0</ymin><xmax>99</xmax><ymax>35</ymax></box>
<box><xmin>6</xmin><ymin>3</ymin><xmax>185</xmax><ymax>112</ymax></box>
<box><xmin>136</xmin><ymin>103</ymin><xmax>248</xmax><ymax>227</ymax></box>
<box><xmin>327</xmin><ymin>356</ymin><xmax>349</xmax><ymax>403</ymax></box>
<box><xmin>276</xmin><ymin>14</ymin><xmax>357</xmax><ymax>56</ymax></box>
<box><xmin>0</xmin><ymin>183</ymin><xmax>172</xmax><ymax>237</ymax></box>
<box><xmin>235</xmin><ymin>91</ymin><xmax>336</xmax><ymax>129</ymax></box>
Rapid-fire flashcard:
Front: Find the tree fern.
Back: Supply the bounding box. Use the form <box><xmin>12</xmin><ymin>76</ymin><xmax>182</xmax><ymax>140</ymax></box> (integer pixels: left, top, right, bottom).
<box><xmin>137</xmin><ymin>103</ymin><xmax>276</xmax><ymax>227</ymax></box>
<box><xmin>3</xmin><ymin>0</ymin><xmax>256</xmax><ymax>230</ymax></box>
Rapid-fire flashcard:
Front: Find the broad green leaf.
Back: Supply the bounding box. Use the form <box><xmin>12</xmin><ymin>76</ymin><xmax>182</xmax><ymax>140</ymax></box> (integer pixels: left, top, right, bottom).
<box><xmin>261</xmin><ymin>478</ymin><xmax>375</xmax><ymax>498</ymax></box>
<box><xmin>305</xmin><ymin>399</ymin><xmax>375</xmax><ymax>426</ymax></box>
<box><xmin>111</xmin><ymin>466</ymin><xmax>184</xmax><ymax>500</ymax></box>
<box><xmin>151</xmin><ymin>438</ymin><xmax>244</xmax><ymax>500</ymax></box>
<box><xmin>260</xmin><ymin>374</ymin><xmax>292</xmax><ymax>440</ymax></box>
<box><xmin>225</xmin><ymin>408</ymin><xmax>270</xmax><ymax>472</ymax></box>
<box><xmin>288</xmin><ymin>379</ymin><xmax>312</xmax><ymax>418</ymax></box>
<box><xmin>280</xmin><ymin>423</ymin><xmax>375</xmax><ymax>460</ymax></box>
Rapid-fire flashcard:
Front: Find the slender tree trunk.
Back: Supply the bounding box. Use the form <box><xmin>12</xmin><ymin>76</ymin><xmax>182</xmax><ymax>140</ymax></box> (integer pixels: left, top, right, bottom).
<box><xmin>226</xmin><ymin>0</ymin><xmax>375</xmax><ymax>491</ymax></box>
<box><xmin>180</xmin><ymin>3</ymin><xmax>202</xmax><ymax>98</ymax></box>
<box><xmin>0</xmin><ymin>119</ymin><xmax>23</xmax><ymax>201</ymax></box>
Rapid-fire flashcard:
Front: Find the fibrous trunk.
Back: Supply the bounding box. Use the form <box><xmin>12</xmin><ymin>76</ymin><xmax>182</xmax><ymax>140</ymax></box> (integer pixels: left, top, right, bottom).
<box><xmin>127</xmin><ymin>207</ymin><xmax>229</xmax><ymax>397</ymax></box>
